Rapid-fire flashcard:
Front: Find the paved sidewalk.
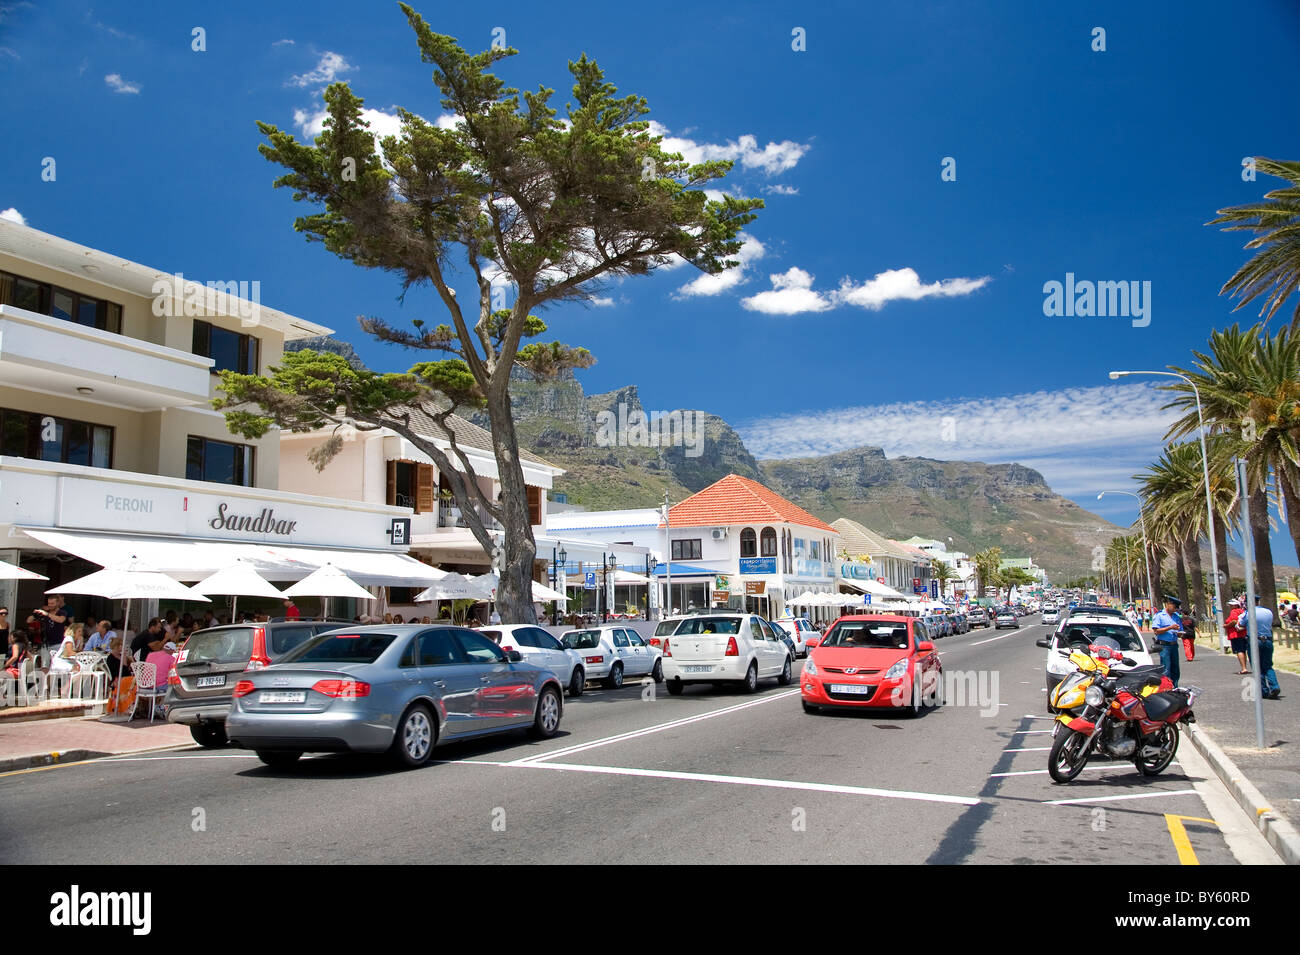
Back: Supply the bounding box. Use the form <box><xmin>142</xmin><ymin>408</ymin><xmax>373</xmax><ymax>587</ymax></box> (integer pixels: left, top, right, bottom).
<box><xmin>0</xmin><ymin>716</ymin><xmax>193</xmax><ymax>772</ymax></box>
<box><xmin>1181</xmin><ymin>633</ymin><xmax>1299</xmax><ymax>857</ymax></box>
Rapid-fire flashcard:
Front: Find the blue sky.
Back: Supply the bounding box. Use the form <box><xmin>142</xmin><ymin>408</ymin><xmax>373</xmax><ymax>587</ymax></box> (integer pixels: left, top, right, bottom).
<box><xmin>4</xmin><ymin>0</ymin><xmax>1300</xmax><ymax>567</ymax></box>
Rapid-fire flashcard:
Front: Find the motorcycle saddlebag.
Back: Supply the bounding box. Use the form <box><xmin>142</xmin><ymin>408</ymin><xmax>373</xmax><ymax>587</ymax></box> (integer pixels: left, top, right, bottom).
<box><xmin>1142</xmin><ymin>690</ymin><xmax>1187</xmax><ymax>722</ymax></box>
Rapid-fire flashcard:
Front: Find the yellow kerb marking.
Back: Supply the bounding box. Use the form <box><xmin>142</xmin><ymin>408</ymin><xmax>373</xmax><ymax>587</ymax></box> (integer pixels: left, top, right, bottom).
<box><xmin>1164</xmin><ymin>813</ymin><xmax>1218</xmax><ymax>866</ymax></box>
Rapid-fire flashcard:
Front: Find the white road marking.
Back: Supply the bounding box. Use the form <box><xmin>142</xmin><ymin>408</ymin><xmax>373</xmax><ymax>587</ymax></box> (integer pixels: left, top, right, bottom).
<box><xmin>993</xmin><ymin>762</ymin><xmax>1180</xmax><ymax>778</ymax></box>
<box><xmin>1020</xmin><ymin>730</ymin><xmax>1056</xmax><ymax>735</ymax></box>
<box><xmin>1043</xmin><ymin>789</ymin><xmax>1199</xmax><ymax>806</ymax></box>
<box><xmin>970</xmin><ymin>630</ymin><xmax>1025</xmax><ymax>646</ymax></box>
<box><xmin>1004</xmin><ymin>747</ymin><xmax>1051</xmax><ymax>752</ymax></box>
<box><xmin>101</xmin><ymin>754</ymin><xmax>258</xmax><ymax>761</ymax></box>
<box><xmin>470</xmin><ymin>759</ymin><xmax>980</xmax><ymax>806</ymax></box>
<box><xmin>1023</xmin><ymin>715</ymin><xmax>1055</xmax><ymax>720</ymax></box>
<box><xmin>508</xmin><ymin>689</ymin><xmax>801</xmax><ymax>765</ymax></box>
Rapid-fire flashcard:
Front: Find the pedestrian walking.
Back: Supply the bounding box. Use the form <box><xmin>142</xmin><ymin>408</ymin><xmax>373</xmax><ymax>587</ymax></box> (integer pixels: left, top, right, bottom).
<box><xmin>1225</xmin><ymin>598</ymin><xmax>1250</xmax><ymax>673</ymax></box>
<box><xmin>1181</xmin><ymin>607</ymin><xmax>1198</xmax><ymax>662</ymax></box>
<box><xmin>1253</xmin><ymin>604</ymin><xmax>1282</xmax><ymax>700</ymax></box>
<box><xmin>1152</xmin><ymin>595</ymin><xmax>1183</xmax><ymax>686</ymax></box>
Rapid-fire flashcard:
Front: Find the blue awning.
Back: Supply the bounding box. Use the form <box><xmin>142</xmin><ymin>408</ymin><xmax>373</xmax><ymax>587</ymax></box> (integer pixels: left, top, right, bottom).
<box><xmin>652</xmin><ymin>563</ymin><xmax>715</xmax><ymax>578</ymax></box>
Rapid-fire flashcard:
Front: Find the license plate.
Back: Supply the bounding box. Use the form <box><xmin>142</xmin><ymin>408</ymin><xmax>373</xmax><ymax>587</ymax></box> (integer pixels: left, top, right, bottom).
<box><xmin>830</xmin><ymin>684</ymin><xmax>872</xmax><ymax>694</ymax></box>
<box><xmin>684</xmin><ymin>665</ymin><xmax>713</xmax><ymax>673</ymax></box>
<box><xmin>259</xmin><ymin>691</ymin><xmax>306</xmax><ymax>704</ymax></box>
<box><xmin>196</xmin><ymin>675</ymin><xmax>226</xmax><ymax>688</ymax></box>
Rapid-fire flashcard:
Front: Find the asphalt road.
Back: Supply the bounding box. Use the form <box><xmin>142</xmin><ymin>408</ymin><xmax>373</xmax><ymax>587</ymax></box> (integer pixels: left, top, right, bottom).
<box><xmin>0</xmin><ymin>619</ymin><xmax>1279</xmax><ymax>864</ymax></box>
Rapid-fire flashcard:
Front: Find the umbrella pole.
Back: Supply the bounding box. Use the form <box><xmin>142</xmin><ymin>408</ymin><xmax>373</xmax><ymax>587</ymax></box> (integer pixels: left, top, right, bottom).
<box><xmin>107</xmin><ymin>599</ymin><xmax>129</xmax><ymax>720</ymax></box>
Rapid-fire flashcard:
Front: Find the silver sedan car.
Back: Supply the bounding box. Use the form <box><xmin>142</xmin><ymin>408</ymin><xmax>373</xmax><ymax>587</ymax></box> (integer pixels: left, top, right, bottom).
<box><xmin>225</xmin><ymin>624</ymin><xmax>565</xmax><ymax>769</ymax></box>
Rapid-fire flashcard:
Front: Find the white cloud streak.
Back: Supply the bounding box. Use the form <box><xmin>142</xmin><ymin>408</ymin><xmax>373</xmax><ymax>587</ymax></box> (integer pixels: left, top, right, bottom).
<box><xmin>738</xmin><ymin>383</ymin><xmax>1179</xmax><ymax>500</ymax></box>
<box><xmin>738</xmin><ymin>264</ymin><xmax>990</xmax><ymax>315</ymax></box>
<box><xmin>648</xmin><ymin>121</ymin><xmax>809</xmax><ymax>176</ymax></box>
<box><xmin>740</xmin><ymin>267</ymin><xmax>834</xmax><ymax>315</ymax></box>
<box><xmin>674</xmin><ymin>234</ymin><xmax>766</xmax><ymax>298</ymax></box>
<box><xmin>289</xmin><ymin>51</ymin><xmax>353</xmax><ymax>88</ymax></box>
<box><xmin>104</xmin><ymin>73</ymin><xmax>140</xmax><ymax>94</ymax></box>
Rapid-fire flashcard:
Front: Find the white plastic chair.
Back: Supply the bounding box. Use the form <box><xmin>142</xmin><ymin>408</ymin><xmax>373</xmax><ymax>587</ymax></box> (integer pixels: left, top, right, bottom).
<box><xmin>71</xmin><ymin>652</ymin><xmax>109</xmax><ymax>700</ymax></box>
<box><xmin>127</xmin><ymin>662</ymin><xmax>162</xmax><ymax>723</ymax></box>
<box><xmin>13</xmin><ymin>655</ymin><xmax>42</xmax><ymax>706</ymax></box>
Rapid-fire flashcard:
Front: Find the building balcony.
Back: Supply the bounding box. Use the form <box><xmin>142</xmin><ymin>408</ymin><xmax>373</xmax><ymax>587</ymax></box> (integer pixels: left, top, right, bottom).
<box><xmin>0</xmin><ymin>304</ymin><xmax>213</xmax><ymax>410</ymax></box>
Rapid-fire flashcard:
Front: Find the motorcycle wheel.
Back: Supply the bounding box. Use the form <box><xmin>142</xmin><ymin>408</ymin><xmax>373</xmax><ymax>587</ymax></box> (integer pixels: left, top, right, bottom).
<box><xmin>1048</xmin><ymin>728</ymin><xmax>1089</xmax><ymax>783</ymax></box>
<box><xmin>1135</xmin><ymin>723</ymin><xmax>1179</xmax><ymax>776</ymax></box>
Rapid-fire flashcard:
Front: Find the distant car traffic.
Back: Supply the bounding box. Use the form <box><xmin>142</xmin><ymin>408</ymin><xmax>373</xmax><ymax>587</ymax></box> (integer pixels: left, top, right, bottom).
<box><xmin>224</xmin><ymin>625</ymin><xmax>565</xmax><ymax>769</ymax></box>
<box><xmin>966</xmin><ymin>607</ymin><xmax>990</xmax><ymax>628</ymax></box>
<box><xmin>994</xmin><ymin>610</ymin><xmax>1018</xmax><ymax>629</ymax></box>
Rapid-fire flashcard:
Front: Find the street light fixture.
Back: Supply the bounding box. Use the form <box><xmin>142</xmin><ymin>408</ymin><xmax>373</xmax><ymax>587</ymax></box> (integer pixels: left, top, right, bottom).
<box><xmin>1108</xmin><ymin>369</ymin><xmax>1225</xmax><ymax>646</ymax></box>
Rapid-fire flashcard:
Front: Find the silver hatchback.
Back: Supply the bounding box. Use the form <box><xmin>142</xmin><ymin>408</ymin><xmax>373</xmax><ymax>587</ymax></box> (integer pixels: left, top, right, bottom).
<box><xmin>224</xmin><ymin>624</ymin><xmax>565</xmax><ymax>769</ymax></box>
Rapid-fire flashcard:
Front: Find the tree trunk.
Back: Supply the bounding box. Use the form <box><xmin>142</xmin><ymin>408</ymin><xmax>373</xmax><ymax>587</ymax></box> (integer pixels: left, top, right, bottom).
<box><xmin>1214</xmin><ymin>513</ymin><xmax>1231</xmax><ymax>596</ymax></box>
<box><xmin>1185</xmin><ymin>532</ymin><xmax>1206</xmax><ymax>617</ymax></box>
<box><xmin>1249</xmin><ymin>483</ymin><xmax>1277</xmax><ymax>612</ymax></box>
<box><xmin>1278</xmin><ymin>467</ymin><xmax>1300</xmax><ymax>583</ymax></box>
<box><xmin>1174</xmin><ymin>546</ymin><xmax>1189</xmax><ymax>613</ymax></box>
<box><xmin>486</xmin><ymin>384</ymin><xmax>539</xmax><ymax>624</ymax></box>
<box><xmin>1148</xmin><ymin>543</ymin><xmax>1164</xmax><ymax>607</ymax></box>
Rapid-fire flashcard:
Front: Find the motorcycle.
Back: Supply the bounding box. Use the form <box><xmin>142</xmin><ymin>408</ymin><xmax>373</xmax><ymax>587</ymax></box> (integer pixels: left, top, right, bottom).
<box><xmin>1048</xmin><ymin>660</ymin><xmax>1199</xmax><ymax>783</ymax></box>
<box><xmin>1048</xmin><ymin>642</ymin><xmax>1166</xmax><ymax>726</ymax></box>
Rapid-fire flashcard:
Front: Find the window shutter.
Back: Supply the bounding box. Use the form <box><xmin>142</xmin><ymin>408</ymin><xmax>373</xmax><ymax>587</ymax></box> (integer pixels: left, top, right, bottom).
<box><xmin>527</xmin><ymin>486</ymin><xmax>542</xmax><ymax>525</ymax></box>
<box><xmin>416</xmin><ymin>464</ymin><xmax>435</xmax><ymax>513</ymax></box>
<box><xmin>386</xmin><ymin>460</ymin><xmax>397</xmax><ymax>507</ymax></box>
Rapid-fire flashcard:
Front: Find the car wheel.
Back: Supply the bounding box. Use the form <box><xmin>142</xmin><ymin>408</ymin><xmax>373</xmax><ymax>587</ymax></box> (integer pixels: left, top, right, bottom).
<box><xmin>777</xmin><ymin>656</ymin><xmax>793</xmax><ymax>686</ymax></box>
<box><xmin>189</xmin><ymin>723</ymin><xmax>228</xmax><ymax>748</ymax></box>
<box><xmin>604</xmin><ymin>662</ymin><xmax>624</xmax><ymax>690</ymax></box>
<box><xmin>568</xmin><ymin>666</ymin><xmax>585</xmax><ymax>697</ymax></box>
<box><xmin>651</xmin><ymin>658</ymin><xmax>664</xmax><ymax>683</ymax></box>
<box><xmin>390</xmin><ymin>704</ymin><xmax>436</xmax><ymax>769</ymax></box>
<box><xmin>802</xmin><ymin>701</ymin><xmax>819</xmax><ymax>714</ymax></box>
<box><xmin>256</xmin><ymin>750</ymin><xmax>302</xmax><ymax>768</ymax></box>
<box><xmin>666</xmin><ymin>679</ymin><xmax>684</xmax><ymax>696</ymax></box>
<box><xmin>530</xmin><ymin>685</ymin><xmax>562</xmax><ymax>739</ymax></box>
<box><xmin>741</xmin><ymin>661</ymin><xmax>759</xmax><ymax>694</ymax></box>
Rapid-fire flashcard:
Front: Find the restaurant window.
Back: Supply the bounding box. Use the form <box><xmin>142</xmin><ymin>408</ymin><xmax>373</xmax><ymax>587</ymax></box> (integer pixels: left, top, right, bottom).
<box><xmin>671</xmin><ymin>538</ymin><xmax>702</xmax><ymax>561</ymax></box>
<box><xmin>186</xmin><ymin>435</ymin><xmax>254</xmax><ymax>486</ymax></box>
<box><xmin>387</xmin><ymin>460</ymin><xmax>434</xmax><ymax>513</ymax></box>
<box><xmin>0</xmin><ymin>408</ymin><xmax>113</xmax><ymax>468</ymax></box>
<box><xmin>192</xmin><ymin>320</ymin><xmax>260</xmax><ymax>375</ymax></box>
<box><xmin>760</xmin><ymin>527</ymin><xmax>777</xmax><ymax>557</ymax></box>
<box><xmin>0</xmin><ymin>271</ymin><xmax>122</xmax><ymax>333</ymax></box>
<box><xmin>740</xmin><ymin>527</ymin><xmax>757</xmax><ymax>558</ymax></box>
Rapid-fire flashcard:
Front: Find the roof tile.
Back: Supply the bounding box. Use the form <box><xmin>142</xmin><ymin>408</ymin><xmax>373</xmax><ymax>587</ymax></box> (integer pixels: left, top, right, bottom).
<box><xmin>666</xmin><ymin>474</ymin><xmax>835</xmax><ymax>532</ymax></box>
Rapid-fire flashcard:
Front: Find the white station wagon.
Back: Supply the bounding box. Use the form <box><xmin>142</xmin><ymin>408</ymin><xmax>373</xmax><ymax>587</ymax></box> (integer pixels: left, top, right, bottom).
<box><xmin>662</xmin><ymin>612</ymin><xmax>794</xmax><ymax>695</ymax></box>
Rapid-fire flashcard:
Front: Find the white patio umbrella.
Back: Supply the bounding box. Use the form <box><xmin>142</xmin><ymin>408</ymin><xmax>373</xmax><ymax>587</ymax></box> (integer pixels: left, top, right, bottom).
<box><xmin>612</xmin><ymin>569</ymin><xmax>650</xmax><ymax>585</ymax></box>
<box><xmin>412</xmin><ymin>573</ymin><xmax>494</xmax><ymax>603</ymax></box>
<box><xmin>280</xmin><ymin>562</ymin><xmax>375</xmax><ymax>619</ymax></box>
<box><xmin>469</xmin><ymin>572</ymin><xmax>572</xmax><ymax>607</ymax></box>
<box><xmin>0</xmin><ymin>558</ymin><xmax>47</xmax><ymax>581</ymax></box>
<box><xmin>531</xmin><ymin>579</ymin><xmax>569</xmax><ymax>605</ymax></box>
<box><xmin>192</xmin><ymin>559</ymin><xmax>283</xmax><ymax>620</ymax></box>
<box><xmin>47</xmin><ymin>555</ymin><xmax>211</xmax><ymax>720</ymax></box>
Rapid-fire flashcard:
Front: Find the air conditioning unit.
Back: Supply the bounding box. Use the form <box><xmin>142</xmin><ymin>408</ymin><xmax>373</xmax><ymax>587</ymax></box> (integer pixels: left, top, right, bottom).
<box><xmin>711</xmin><ymin>528</ymin><xmax>728</xmax><ymax>541</ymax></box>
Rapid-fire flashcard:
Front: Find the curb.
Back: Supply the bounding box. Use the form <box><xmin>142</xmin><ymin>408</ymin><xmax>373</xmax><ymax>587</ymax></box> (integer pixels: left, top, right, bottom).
<box><xmin>0</xmin><ymin>741</ymin><xmax>197</xmax><ymax>774</ymax></box>
<box><xmin>1188</xmin><ymin>723</ymin><xmax>1300</xmax><ymax>865</ymax></box>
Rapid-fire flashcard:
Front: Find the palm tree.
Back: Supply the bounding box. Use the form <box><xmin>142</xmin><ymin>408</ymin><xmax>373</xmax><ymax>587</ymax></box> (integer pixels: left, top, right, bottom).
<box><xmin>1139</xmin><ymin>442</ymin><xmax>1209</xmax><ymax>612</ymax></box>
<box><xmin>1164</xmin><ymin>326</ymin><xmax>1277</xmax><ymax>611</ymax></box>
<box><xmin>930</xmin><ymin>559</ymin><xmax>957</xmax><ymax>599</ymax></box>
<box><xmin>973</xmin><ymin>547</ymin><xmax>1002</xmax><ymax>598</ymax></box>
<box><xmin>1209</xmin><ymin>158</ymin><xmax>1300</xmax><ymax>322</ymax></box>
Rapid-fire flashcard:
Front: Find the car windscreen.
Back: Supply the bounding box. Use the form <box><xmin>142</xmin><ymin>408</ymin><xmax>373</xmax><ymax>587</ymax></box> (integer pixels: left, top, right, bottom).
<box><xmin>180</xmin><ymin>627</ymin><xmax>254</xmax><ymax>665</ymax></box>
<box><xmin>280</xmin><ymin>632</ymin><xmax>398</xmax><ymax>664</ymax></box>
<box><xmin>673</xmin><ymin>617</ymin><xmax>741</xmax><ymax>635</ymax></box>
<box><xmin>1059</xmin><ymin>624</ymin><xmax>1144</xmax><ymax>652</ymax></box>
<box><xmin>654</xmin><ymin>620</ymin><xmax>681</xmax><ymax>637</ymax></box>
<box><xmin>821</xmin><ymin>621</ymin><xmax>910</xmax><ymax>649</ymax></box>
<box><xmin>563</xmin><ymin>630</ymin><xmax>603</xmax><ymax>650</ymax></box>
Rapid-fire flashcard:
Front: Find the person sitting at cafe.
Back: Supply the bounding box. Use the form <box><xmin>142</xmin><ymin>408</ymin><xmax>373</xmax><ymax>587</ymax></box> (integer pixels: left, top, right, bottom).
<box><xmin>4</xmin><ymin>631</ymin><xmax>30</xmax><ymax>679</ymax></box>
<box><xmin>85</xmin><ymin>619</ymin><xmax>116</xmax><ymax>652</ymax></box>
<box><xmin>145</xmin><ymin>640</ymin><xmax>178</xmax><ymax>689</ymax></box>
<box><xmin>130</xmin><ymin>618</ymin><xmax>164</xmax><ymax>662</ymax></box>
<box><xmin>104</xmin><ymin>636</ymin><xmax>124</xmax><ymax>685</ymax></box>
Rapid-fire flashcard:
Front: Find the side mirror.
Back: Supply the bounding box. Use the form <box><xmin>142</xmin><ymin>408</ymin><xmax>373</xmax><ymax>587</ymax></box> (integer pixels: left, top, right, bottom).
<box><xmin>1035</xmin><ymin>637</ymin><xmax>1049</xmax><ymax>648</ymax></box>
<box><xmin>505</xmin><ymin>650</ymin><xmax>523</xmax><ymax>663</ymax></box>
<box><xmin>918</xmin><ymin>641</ymin><xmax>934</xmax><ymax>652</ymax></box>
<box><xmin>805</xmin><ymin>637</ymin><xmax>821</xmax><ymax>649</ymax></box>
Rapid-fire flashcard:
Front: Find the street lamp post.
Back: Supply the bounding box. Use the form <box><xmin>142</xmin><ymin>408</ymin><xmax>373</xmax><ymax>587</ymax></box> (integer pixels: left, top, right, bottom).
<box><xmin>1098</xmin><ymin>490</ymin><xmax>1155</xmax><ymax>612</ymax></box>
<box><xmin>1109</xmin><ymin>370</ymin><xmax>1225</xmax><ymax>646</ymax></box>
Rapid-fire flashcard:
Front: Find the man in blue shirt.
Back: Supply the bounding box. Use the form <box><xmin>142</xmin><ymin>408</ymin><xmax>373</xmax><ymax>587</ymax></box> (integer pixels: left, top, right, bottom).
<box><xmin>1253</xmin><ymin>604</ymin><xmax>1281</xmax><ymax>700</ymax></box>
<box><xmin>1151</xmin><ymin>595</ymin><xmax>1182</xmax><ymax>685</ymax></box>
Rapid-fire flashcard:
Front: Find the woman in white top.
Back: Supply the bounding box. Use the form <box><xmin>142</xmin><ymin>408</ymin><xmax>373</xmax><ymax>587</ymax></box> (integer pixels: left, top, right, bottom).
<box><xmin>48</xmin><ymin>624</ymin><xmax>77</xmax><ymax>673</ymax></box>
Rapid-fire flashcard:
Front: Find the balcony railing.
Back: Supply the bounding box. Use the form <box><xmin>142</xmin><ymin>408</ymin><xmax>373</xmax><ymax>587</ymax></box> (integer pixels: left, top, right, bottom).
<box><xmin>438</xmin><ymin>500</ymin><xmax>503</xmax><ymax>531</ymax></box>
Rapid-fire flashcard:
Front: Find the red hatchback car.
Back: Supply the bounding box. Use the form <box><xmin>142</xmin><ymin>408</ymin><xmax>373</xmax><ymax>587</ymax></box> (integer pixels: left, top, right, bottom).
<box><xmin>800</xmin><ymin>614</ymin><xmax>942</xmax><ymax>715</ymax></box>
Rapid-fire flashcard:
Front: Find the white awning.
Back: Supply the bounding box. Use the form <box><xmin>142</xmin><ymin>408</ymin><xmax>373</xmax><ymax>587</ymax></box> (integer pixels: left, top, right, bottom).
<box><xmin>839</xmin><ymin>578</ymin><xmax>910</xmax><ymax>601</ymax></box>
<box><xmin>19</xmin><ymin>528</ymin><xmax>444</xmax><ymax>587</ymax></box>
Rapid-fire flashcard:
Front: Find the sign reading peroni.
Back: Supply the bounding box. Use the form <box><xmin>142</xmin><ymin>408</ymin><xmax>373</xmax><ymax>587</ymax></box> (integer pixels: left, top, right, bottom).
<box><xmin>209</xmin><ymin>503</ymin><xmax>299</xmax><ymax>536</ymax></box>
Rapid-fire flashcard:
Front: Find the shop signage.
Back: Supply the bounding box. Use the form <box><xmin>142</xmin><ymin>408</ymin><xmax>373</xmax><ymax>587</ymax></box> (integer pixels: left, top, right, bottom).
<box><xmin>209</xmin><ymin>503</ymin><xmax>298</xmax><ymax>536</ymax></box>
<box><xmin>838</xmin><ymin>561</ymin><xmax>877</xmax><ymax>580</ymax></box>
<box><xmin>389</xmin><ymin>518</ymin><xmax>411</xmax><ymax>546</ymax></box>
<box><xmin>584</xmin><ymin>571</ymin><xmax>597</xmax><ymax>590</ymax></box>
<box><xmin>745</xmin><ymin>580</ymin><xmax>766</xmax><ymax>595</ymax></box>
<box><xmin>713</xmin><ymin>590</ymin><xmax>730</xmax><ymax>603</ymax></box>
<box><xmin>715</xmin><ymin>575</ymin><xmax>731</xmax><ymax>591</ymax></box>
<box><xmin>738</xmin><ymin>557</ymin><xmax>776</xmax><ymax>574</ymax></box>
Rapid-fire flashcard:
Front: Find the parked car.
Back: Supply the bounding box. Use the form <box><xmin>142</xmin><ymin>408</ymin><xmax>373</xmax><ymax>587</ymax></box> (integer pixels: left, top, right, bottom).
<box><xmin>966</xmin><ymin>607</ymin><xmax>990</xmax><ymax>628</ymax></box>
<box><xmin>481</xmin><ymin>624</ymin><xmax>586</xmax><ymax>696</ymax></box>
<box><xmin>1036</xmin><ymin>615</ymin><xmax>1155</xmax><ymax>698</ymax></box>
<box><xmin>224</xmin><ymin>625</ymin><xmax>564</xmax><ymax>769</ymax></box>
<box><xmin>773</xmin><ymin>616</ymin><xmax>818</xmax><ymax>657</ymax></box>
<box><xmin>165</xmin><ymin>620</ymin><xmax>355</xmax><ymax>747</ymax></box>
<box><xmin>559</xmin><ymin>624</ymin><xmax>663</xmax><ymax>687</ymax></box>
<box><xmin>662</xmin><ymin>612</ymin><xmax>794</xmax><ymax>695</ymax></box>
<box><xmin>800</xmin><ymin>614</ymin><xmax>942</xmax><ymax>716</ymax></box>
<box><xmin>994</xmin><ymin>610</ymin><xmax>1018</xmax><ymax>629</ymax></box>
<box><xmin>951</xmin><ymin>612</ymin><xmax>969</xmax><ymax>635</ymax></box>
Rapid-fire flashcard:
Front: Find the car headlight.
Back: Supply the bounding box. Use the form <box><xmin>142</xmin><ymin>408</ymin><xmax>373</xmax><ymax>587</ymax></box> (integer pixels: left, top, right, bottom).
<box><xmin>884</xmin><ymin>658</ymin><xmax>909</xmax><ymax>680</ymax></box>
<box><xmin>803</xmin><ymin>658</ymin><xmax>817</xmax><ymax>676</ymax></box>
<box><xmin>1085</xmin><ymin>685</ymin><xmax>1105</xmax><ymax>707</ymax></box>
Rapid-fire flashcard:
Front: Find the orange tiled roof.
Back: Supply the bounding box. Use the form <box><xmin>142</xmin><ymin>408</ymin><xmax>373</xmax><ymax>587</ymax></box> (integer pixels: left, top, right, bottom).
<box><xmin>666</xmin><ymin>474</ymin><xmax>835</xmax><ymax>532</ymax></box>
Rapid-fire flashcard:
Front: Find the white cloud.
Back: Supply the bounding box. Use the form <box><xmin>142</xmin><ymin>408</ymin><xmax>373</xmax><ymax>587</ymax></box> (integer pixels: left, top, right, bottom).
<box><xmin>293</xmin><ymin>105</ymin><xmax>405</xmax><ymax>143</ymax></box>
<box><xmin>104</xmin><ymin>73</ymin><xmax>140</xmax><ymax>94</ymax></box>
<box><xmin>591</xmin><ymin>296</ymin><xmax>615</xmax><ymax>307</ymax></box>
<box><xmin>0</xmin><ymin>207</ymin><xmax>26</xmax><ymax>225</ymax></box>
<box><xmin>272</xmin><ymin>38</ymin><xmax>295</xmax><ymax>47</ymax></box>
<box><xmin>740</xmin><ymin>266</ymin><xmax>834</xmax><ymax>315</ymax></box>
<box><xmin>763</xmin><ymin>184</ymin><xmax>799</xmax><ymax>196</ymax></box>
<box><xmin>834</xmin><ymin>267</ymin><xmax>990</xmax><ymax>310</ymax></box>
<box><xmin>289</xmin><ymin>51</ymin><xmax>353</xmax><ymax>88</ymax></box>
<box><xmin>674</xmin><ymin>234</ymin><xmax>765</xmax><ymax>298</ymax></box>
<box><xmin>648</xmin><ymin>121</ymin><xmax>809</xmax><ymax>176</ymax></box>
<box><xmin>738</xmin><ymin>383</ymin><xmax>1179</xmax><ymax>501</ymax></box>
